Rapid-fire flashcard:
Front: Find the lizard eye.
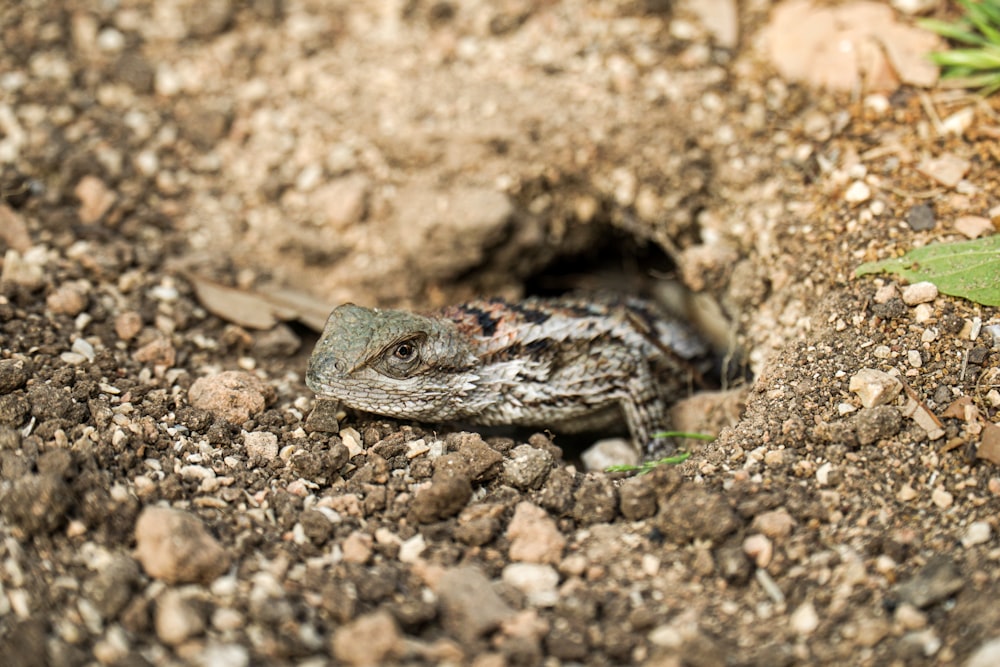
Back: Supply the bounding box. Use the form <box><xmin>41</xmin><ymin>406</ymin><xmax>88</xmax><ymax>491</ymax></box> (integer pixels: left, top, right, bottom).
<box><xmin>373</xmin><ymin>335</ymin><xmax>425</xmax><ymax>379</ymax></box>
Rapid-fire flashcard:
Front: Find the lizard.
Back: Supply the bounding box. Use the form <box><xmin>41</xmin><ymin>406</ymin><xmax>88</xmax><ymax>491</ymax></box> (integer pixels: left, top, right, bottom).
<box><xmin>305</xmin><ymin>296</ymin><xmax>714</xmax><ymax>454</ymax></box>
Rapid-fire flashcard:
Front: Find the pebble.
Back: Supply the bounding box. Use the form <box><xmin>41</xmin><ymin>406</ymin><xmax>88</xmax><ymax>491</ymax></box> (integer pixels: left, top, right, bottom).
<box><xmin>854</xmin><ymin>405</ymin><xmax>903</xmax><ymax>446</ymax></box>
<box><xmin>312</xmin><ymin>174</ymin><xmax>370</xmax><ymax>229</ymax></box>
<box><xmin>873</xmin><ymin>284</ymin><xmax>897</xmax><ymax>304</ymax></box>
<box><xmin>74</xmin><ymin>175</ymin><xmax>116</xmax><ymax>224</ymax></box>
<box><xmin>916</xmin><ymin>153</ymin><xmax>971</xmax><ymax>188</ymax></box>
<box><xmin>46</xmin><ymin>281</ymin><xmax>90</xmax><ymax>316</ymax></box>
<box><xmin>897</xmin><ymin>483</ymin><xmax>918</xmax><ymax>502</ymax></box>
<box><xmin>331</xmin><ymin>610</ymin><xmax>403</xmax><ymax>666</ymax></box>
<box><xmin>435</xmin><ymin>566</ymin><xmax>515</xmax><ymax>645</ymax></box>
<box><xmin>844</xmin><ymin>180</ymin><xmax>870</xmax><ymax>203</ymax></box>
<box><xmin>966</xmin><ymin>637</ymin><xmax>1000</xmax><ymax>667</ymax></box>
<box><xmin>789</xmin><ymin>601</ymin><xmax>819</xmax><ymax>636</ymax></box>
<box><xmin>114</xmin><ymin>311</ymin><xmax>144</xmax><ymax>341</ymax></box>
<box><xmin>398</xmin><ymin>533</ymin><xmax>426</xmax><ymax>563</ymax></box>
<box><xmin>571</xmin><ymin>474</ymin><xmax>618</xmax><ymax>525</ymax></box>
<box><xmin>618</xmin><ymin>474</ymin><xmax>658</xmax><ymax>520</ymax></box>
<box><xmin>655</xmin><ymin>486</ymin><xmax>738</xmax><ymax>542</ymax></box>
<box><xmin>961</xmin><ymin>521</ymin><xmax>992</xmax><ymax>548</ymax></box>
<box><xmin>894</xmin><ymin>556</ymin><xmax>964</xmax><ymax>608</ymax></box>
<box><xmin>410</xmin><ymin>461</ymin><xmax>473</xmax><ymax>523</ymax></box>
<box><xmin>506</xmin><ymin>502</ymin><xmax>566</xmax><ymax>565</ymax></box>
<box><xmin>742</xmin><ymin>534</ymin><xmax>773</xmax><ymax>568</ymax></box>
<box><xmin>905</xmin><ymin>203</ymin><xmax>936</xmax><ymax>231</ymax></box>
<box><xmin>931</xmin><ymin>486</ymin><xmax>953</xmax><ymax>509</ymax></box>
<box><xmin>133</xmin><ymin>337</ymin><xmax>177</xmax><ymax>367</ymax></box>
<box><xmin>891</xmin><ymin>0</ymin><xmax>939</xmax><ymax>14</ymax></box>
<box><xmin>341</xmin><ymin>531</ymin><xmax>374</xmax><ymax>564</ymax></box>
<box><xmin>501</xmin><ymin>563</ymin><xmax>560</xmax><ymax>607</ymax></box>
<box><xmin>155</xmin><ymin>589</ymin><xmax>205</xmax><ymax>645</ymax></box>
<box><xmin>501</xmin><ymin>444</ymin><xmax>554</xmax><ymax>490</ymax></box>
<box><xmin>849</xmin><ymin>369</ymin><xmax>902</xmax><ymax>408</ymax></box>
<box><xmin>894</xmin><ymin>603</ymin><xmax>927</xmax><ymax>630</ymax></box>
<box><xmin>188</xmin><ymin>371</ymin><xmax>272</xmax><ymax>424</ymax></box>
<box><xmin>954</xmin><ymin>215</ymin><xmax>994</xmax><ymax>239</ymax></box>
<box><xmin>243</xmin><ymin>431</ymin><xmax>279</xmax><ymax>462</ymax></box>
<box><xmin>1</xmin><ymin>248</ymin><xmax>46</xmax><ymax>288</ymax></box>
<box><xmin>901</xmin><ymin>281</ymin><xmax>938</xmax><ymax>306</ymax></box>
<box><xmin>751</xmin><ymin>509</ymin><xmax>796</xmax><ymax>538</ymax></box>
<box><xmin>580</xmin><ymin>437</ymin><xmax>638</xmax><ymax>470</ymax></box>
<box><xmin>192</xmin><ymin>643</ymin><xmax>249</xmax><ymax>667</ymax></box>
<box><xmin>83</xmin><ymin>555</ymin><xmax>140</xmax><ymax>619</ymax></box>
<box><xmin>134</xmin><ymin>506</ymin><xmax>231</xmax><ymax>584</ymax></box>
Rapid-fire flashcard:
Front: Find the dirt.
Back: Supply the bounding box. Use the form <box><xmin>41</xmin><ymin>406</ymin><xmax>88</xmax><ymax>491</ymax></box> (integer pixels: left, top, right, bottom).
<box><xmin>1</xmin><ymin>1</ymin><xmax>999</xmax><ymax>666</ymax></box>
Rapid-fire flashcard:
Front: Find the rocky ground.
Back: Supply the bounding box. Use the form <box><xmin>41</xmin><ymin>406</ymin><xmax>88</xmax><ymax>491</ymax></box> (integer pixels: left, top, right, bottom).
<box><xmin>1</xmin><ymin>0</ymin><xmax>999</xmax><ymax>665</ymax></box>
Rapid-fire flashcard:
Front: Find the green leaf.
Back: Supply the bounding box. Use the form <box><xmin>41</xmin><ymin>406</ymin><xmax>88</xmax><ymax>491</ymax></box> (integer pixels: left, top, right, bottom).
<box><xmin>855</xmin><ymin>237</ymin><xmax>1000</xmax><ymax>306</ymax></box>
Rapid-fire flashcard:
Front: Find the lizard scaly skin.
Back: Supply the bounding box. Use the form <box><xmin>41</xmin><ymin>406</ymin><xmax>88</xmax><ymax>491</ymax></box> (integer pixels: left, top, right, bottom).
<box><xmin>305</xmin><ymin>296</ymin><xmax>712</xmax><ymax>453</ymax></box>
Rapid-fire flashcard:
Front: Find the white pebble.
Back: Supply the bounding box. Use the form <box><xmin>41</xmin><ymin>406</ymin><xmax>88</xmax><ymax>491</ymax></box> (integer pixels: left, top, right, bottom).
<box><xmin>790</xmin><ymin>601</ymin><xmax>819</xmax><ymax>635</ymax></box>
<box><xmin>907</xmin><ymin>350</ymin><xmax>922</xmax><ymax>368</ymax></box>
<box><xmin>962</xmin><ymin>521</ymin><xmax>992</xmax><ymax>548</ymax></box>
<box><xmin>849</xmin><ymin>368</ymin><xmax>902</xmax><ymax>408</ymax></box>
<box><xmin>844</xmin><ymin>180</ymin><xmax>871</xmax><ymax>203</ymax></box>
<box><xmin>901</xmin><ymin>282</ymin><xmax>938</xmax><ymax>306</ymax></box>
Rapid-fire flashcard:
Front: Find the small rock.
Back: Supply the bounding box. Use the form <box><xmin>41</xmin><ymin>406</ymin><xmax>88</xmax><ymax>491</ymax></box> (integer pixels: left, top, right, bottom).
<box><xmin>894</xmin><ymin>556</ymin><xmax>964</xmax><ymax>608</ymax></box>
<box><xmin>854</xmin><ymin>615</ymin><xmax>890</xmax><ymax>647</ymax></box>
<box><xmin>849</xmin><ymin>368</ymin><xmax>902</xmax><ymax>408</ymax></box>
<box><xmin>618</xmin><ymin>474</ymin><xmax>658</xmax><ymax>521</ymax></box>
<box><xmin>75</xmin><ymin>175</ymin><xmax>116</xmax><ymax>224</ymax></box>
<box><xmin>907</xmin><ymin>350</ymin><xmax>923</xmax><ymax>368</ymax></box>
<box><xmin>571</xmin><ymin>474</ymin><xmax>618</xmax><ymax>525</ymax></box>
<box><xmin>980</xmin><ymin>426</ymin><xmax>1000</xmax><ymax>465</ymax></box>
<box><xmin>873</xmin><ymin>283</ymin><xmax>898</xmax><ymax>303</ymax></box>
<box><xmin>331</xmin><ymin>610</ymin><xmax>403</xmax><ymax>666</ymax></box>
<box><xmin>742</xmin><ymin>533</ymin><xmax>773</xmax><ymax>568</ymax></box>
<box><xmin>905</xmin><ymin>204</ymin><xmax>936</xmax><ymax>231</ymax></box>
<box><xmin>931</xmin><ymin>486</ymin><xmax>953</xmax><ymax>509</ymax></box>
<box><xmin>436</xmin><ymin>566</ymin><xmax>515</xmax><ymax>645</ymax></box>
<box><xmin>133</xmin><ymin>337</ymin><xmax>176</xmax><ymax>367</ymax></box>
<box><xmin>188</xmin><ymin>371</ymin><xmax>273</xmax><ymax>424</ymax></box>
<box><xmin>243</xmin><ymin>431</ymin><xmax>279</xmax><ymax>462</ymax></box>
<box><xmin>655</xmin><ymin>486</ymin><xmax>738</xmax><ymax>543</ymax></box>
<box><xmin>114</xmin><ymin>311</ymin><xmax>144</xmax><ymax>341</ymax></box>
<box><xmin>448</xmin><ymin>432</ymin><xmax>503</xmax><ymax>481</ymax></box>
<box><xmin>455</xmin><ymin>503</ymin><xmax>503</xmax><ymax>546</ymax></box>
<box><xmin>966</xmin><ymin>637</ymin><xmax>1000</xmax><ymax>667</ymax></box>
<box><xmin>506</xmin><ymin>502</ymin><xmax>566</xmax><ymax>565</ymax></box>
<box><xmin>501</xmin><ymin>444</ymin><xmax>553</xmax><ymax>490</ymax></box>
<box><xmin>789</xmin><ymin>601</ymin><xmax>820</xmax><ymax>636</ymax></box>
<box><xmin>580</xmin><ymin>437</ymin><xmax>638</xmax><ymax>471</ymax></box>
<box><xmin>0</xmin><ymin>359</ymin><xmax>29</xmax><ymax>393</ymax></box>
<box><xmin>84</xmin><ymin>555</ymin><xmax>140</xmax><ymax>620</ymax></box>
<box><xmin>853</xmin><ymin>405</ymin><xmax>903</xmax><ymax>446</ymax></box>
<box><xmin>186</xmin><ymin>0</ymin><xmax>235</xmax><ymax>37</ymax></box>
<box><xmin>901</xmin><ymin>281</ymin><xmax>938</xmax><ymax>305</ymax></box>
<box><xmin>961</xmin><ymin>521</ymin><xmax>992</xmax><ymax>548</ymax></box>
<box><xmin>751</xmin><ymin>509</ymin><xmax>796</xmax><ymax>539</ymax></box>
<box><xmin>1</xmin><ymin>248</ymin><xmax>46</xmax><ymax>288</ymax></box>
<box><xmin>954</xmin><ymin>215</ymin><xmax>994</xmax><ymax>239</ymax></box>
<box><xmin>916</xmin><ymin>153</ymin><xmax>971</xmax><ymax>189</ymax></box>
<box><xmin>253</xmin><ymin>323</ymin><xmax>300</xmax><ymax>357</ymax></box>
<box><xmin>0</xmin><ymin>473</ymin><xmax>73</xmax><ymax>536</ymax></box>
<box><xmin>844</xmin><ymin>180</ymin><xmax>871</xmax><ymax>203</ymax></box>
<box><xmin>313</xmin><ymin>174</ymin><xmax>370</xmax><ymax>229</ymax></box>
<box><xmin>502</xmin><ymin>563</ymin><xmax>560</xmax><ymax>607</ymax></box>
<box><xmin>46</xmin><ymin>281</ymin><xmax>90</xmax><ymax>316</ymax></box>
<box><xmin>304</xmin><ymin>400</ymin><xmax>340</xmax><ymax>434</ymax></box>
<box><xmin>341</xmin><ymin>530</ymin><xmax>374</xmax><ymax>564</ymax></box>
<box><xmin>155</xmin><ymin>589</ymin><xmax>205</xmax><ymax>646</ymax></box>
<box><xmin>410</xmin><ymin>462</ymin><xmax>472</xmax><ymax>523</ymax></box>
<box><xmin>894</xmin><ymin>603</ymin><xmax>927</xmax><ymax>630</ymax></box>
<box><xmin>897</xmin><ymin>484</ymin><xmax>918</xmax><ymax>502</ymax></box>
<box><xmin>134</xmin><ymin>506</ymin><xmax>231</xmax><ymax>584</ymax></box>
<box><xmin>891</xmin><ymin>0</ymin><xmax>939</xmax><ymax>14</ymax></box>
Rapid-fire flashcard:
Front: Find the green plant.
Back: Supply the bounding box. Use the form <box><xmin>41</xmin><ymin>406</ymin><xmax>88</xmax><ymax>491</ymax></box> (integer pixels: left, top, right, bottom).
<box><xmin>919</xmin><ymin>0</ymin><xmax>1000</xmax><ymax>95</ymax></box>
<box><xmin>605</xmin><ymin>432</ymin><xmax>714</xmax><ymax>475</ymax></box>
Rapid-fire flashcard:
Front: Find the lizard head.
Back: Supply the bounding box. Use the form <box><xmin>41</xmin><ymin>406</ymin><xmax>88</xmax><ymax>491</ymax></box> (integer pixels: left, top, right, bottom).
<box><xmin>305</xmin><ymin>303</ymin><xmax>480</xmax><ymax>421</ymax></box>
